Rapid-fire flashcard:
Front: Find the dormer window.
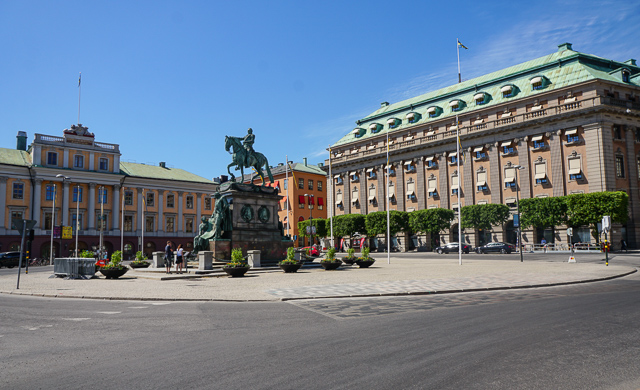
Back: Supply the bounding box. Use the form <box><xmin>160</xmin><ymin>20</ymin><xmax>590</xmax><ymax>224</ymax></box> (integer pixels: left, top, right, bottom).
<box><xmin>530</xmin><ymin>76</ymin><xmax>547</xmax><ymax>91</ymax></box>
<box><xmin>47</xmin><ymin>152</ymin><xmax>58</xmax><ymax>166</ymax></box>
<box><xmin>387</xmin><ymin>118</ymin><xmax>401</xmax><ymax>128</ymax></box>
<box><xmin>449</xmin><ymin>100</ymin><xmax>464</xmax><ymax>112</ymax></box>
<box><xmin>622</xmin><ymin>70</ymin><xmax>631</xmax><ymax>83</ymax></box>
<box><xmin>501</xmin><ymin>85</ymin><xmax>516</xmax><ymax>98</ymax></box>
<box><xmin>352</xmin><ymin>127</ymin><xmax>366</xmax><ymax>138</ymax></box>
<box><xmin>474</xmin><ymin>92</ymin><xmax>489</xmax><ymax>105</ymax></box>
<box><xmin>426</xmin><ymin>106</ymin><xmax>440</xmax><ymax>118</ymax></box>
<box><xmin>369</xmin><ymin>123</ymin><xmax>383</xmax><ymax>133</ymax></box>
<box><xmin>531</xmin><ymin>135</ymin><xmax>546</xmax><ymax>149</ymax></box>
<box><xmin>406</xmin><ymin>112</ymin><xmax>422</xmax><ymax>123</ymax></box>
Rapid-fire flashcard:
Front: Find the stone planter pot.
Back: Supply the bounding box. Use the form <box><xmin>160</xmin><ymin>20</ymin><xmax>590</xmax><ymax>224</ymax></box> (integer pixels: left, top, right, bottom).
<box><xmin>99</xmin><ymin>267</ymin><xmax>129</xmax><ymax>279</ymax></box>
<box><xmin>223</xmin><ymin>266</ymin><xmax>250</xmax><ymax>277</ymax></box>
<box><xmin>320</xmin><ymin>260</ymin><xmax>342</xmax><ymax>270</ymax></box>
<box><xmin>130</xmin><ymin>262</ymin><xmax>151</xmax><ymax>269</ymax></box>
<box><xmin>355</xmin><ymin>259</ymin><xmax>375</xmax><ymax>268</ymax></box>
<box><xmin>279</xmin><ymin>262</ymin><xmax>302</xmax><ymax>273</ymax></box>
<box><xmin>342</xmin><ymin>257</ymin><xmax>357</xmax><ymax>265</ymax></box>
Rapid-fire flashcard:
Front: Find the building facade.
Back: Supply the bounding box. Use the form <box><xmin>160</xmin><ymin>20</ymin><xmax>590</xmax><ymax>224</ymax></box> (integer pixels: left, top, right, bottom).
<box><xmin>326</xmin><ymin>43</ymin><xmax>640</xmax><ymax>250</ymax></box>
<box><xmin>243</xmin><ymin>158</ymin><xmax>327</xmax><ymax>247</ymax></box>
<box><xmin>0</xmin><ymin>125</ymin><xmax>217</xmax><ymax>259</ymax></box>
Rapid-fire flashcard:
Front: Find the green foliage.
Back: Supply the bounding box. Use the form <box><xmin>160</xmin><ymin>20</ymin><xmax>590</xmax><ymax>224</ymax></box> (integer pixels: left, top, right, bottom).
<box><xmin>79</xmin><ymin>250</ymin><xmax>94</xmax><ymax>258</ymax></box>
<box><xmin>364</xmin><ymin>211</ymin><xmax>409</xmax><ymax>236</ymax></box>
<box><xmin>297</xmin><ymin>219</ymin><xmax>325</xmax><ymax>238</ymax></box>
<box><xmin>330</xmin><ymin>214</ymin><xmax>367</xmax><ymax>238</ymax></box>
<box><xmin>460</xmin><ymin>204</ymin><xmax>510</xmax><ymax>231</ymax></box>
<box><xmin>347</xmin><ymin>247</ymin><xmax>355</xmax><ymax>258</ymax></box>
<box><xmin>286</xmin><ymin>246</ymin><xmax>296</xmax><ymax>261</ymax></box>
<box><xmin>326</xmin><ymin>247</ymin><xmax>336</xmax><ymax>260</ymax></box>
<box><xmin>103</xmin><ymin>250</ymin><xmax>124</xmax><ymax>269</ymax></box>
<box><xmin>408</xmin><ymin>208</ymin><xmax>454</xmax><ymax>234</ymax></box>
<box><xmin>566</xmin><ymin>191</ymin><xmax>629</xmax><ymax>241</ymax></box>
<box><xmin>518</xmin><ymin>197</ymin><xmax>568</xmax><ymax>229</ymax></box>
<box><xmin>226</xmin><ymin>248</ymin><xmax>247</xmax><ymax>268</ymax></box>
<box><xmin>135</xmin><ymin>251</ymin><xmax>147</xmax><ymax>261</ymax></box>
<box><xmin>361</xmin><ymin>246</ymin><xmax>371</xmax><ymax>260</ymax></box>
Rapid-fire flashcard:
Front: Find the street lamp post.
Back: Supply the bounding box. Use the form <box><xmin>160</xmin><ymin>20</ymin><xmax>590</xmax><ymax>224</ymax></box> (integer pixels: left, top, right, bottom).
<box><xmin>513</xmin><ymin>165</ymin><xmax>525</xmax><ymax>262</ymax></box>
<box><xmin>305</xmin><ymin>194</ymin><xmax>314</xmax><ymax>247</ymax></box>
<box><xmin>99</xmin><ymin>185</ymin><xmax>104</xmax><ymax>260</ymax></box>
<box><xmin>55</xmin><ymin>174</ymin><xmax>70</xmax><ymax>261</ymax></box>
<box><xmin>75</xmin><ymin>183</ymin><xmax>80</xmax><ymax>257</ymax></box>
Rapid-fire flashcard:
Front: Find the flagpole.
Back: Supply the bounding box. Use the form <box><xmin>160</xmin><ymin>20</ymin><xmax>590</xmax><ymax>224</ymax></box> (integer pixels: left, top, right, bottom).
<box><xmin>386</xmin><ymin>132</ymin><xmax>390</xmax><ymax>265</ymax></box>
<box><xmin>328</xmin><ymin>147</ymin><xmax>334</xmax><ymax>250</ymax></box>
<box><xmin>285</xmin><ymin>154</ymin><xmax>290</xmax><ymax>238</ymax></box>
<box><xmin>78</xmin><ymin>72</ymin><xmax>81</xmax><ymax>125</ymax></box>
<box><xmin>457</xmin><ymin>40</ymin><xmax>461</xmax><ymax>83</ymax></box>
<box><xmin>456</xmin><ymin>39</ymin><xmax>462</xmax><ymax>265</ymax></box>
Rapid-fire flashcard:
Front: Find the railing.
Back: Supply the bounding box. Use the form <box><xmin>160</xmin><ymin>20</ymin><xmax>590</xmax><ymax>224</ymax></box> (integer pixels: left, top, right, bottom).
<box><xmin>523</xmin><ymin>243</ymin><xmax>602</xmax><ymax>253</ymax></box>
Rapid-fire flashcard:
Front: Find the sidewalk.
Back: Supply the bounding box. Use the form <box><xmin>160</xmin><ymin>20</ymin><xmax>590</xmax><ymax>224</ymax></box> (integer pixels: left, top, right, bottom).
<box><xmin>0</xmin><ymin>257</ymin><xmax>635</xmax><ymax>302</ymax></box>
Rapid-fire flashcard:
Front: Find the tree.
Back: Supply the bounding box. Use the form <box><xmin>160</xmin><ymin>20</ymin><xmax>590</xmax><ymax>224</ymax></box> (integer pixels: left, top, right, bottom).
<box><xmin>330</xmin><ymin>214</ymin><xmax>366</xmax><ymax>238</ymax></box>
<box><xmin>460</xmin><ymin>203</ymin><xmax>510</xmax><ymax>231</ymax></box>
<box><xmin>364</xmin><ymin>211</ymin><xmax>409</xmax><ymax>237</ymax></box>
<box><xmin>297</xmin><ymin>218</ymin><xmax>328</xmax><ymax>238</ymax></box>
<box><xmin>518</xmin><ymin>197</ymin><xmax>568</xmax><ymax>229</ymax></box>
<box><xmin>566</xmin><ymin>191</ymin><xmax>629</xmax><ymax>241</ymax></box>
<box><xmin>408</xmin><ymin>208</ymin><xmax>455</xmax><ymax>235</ymax></box>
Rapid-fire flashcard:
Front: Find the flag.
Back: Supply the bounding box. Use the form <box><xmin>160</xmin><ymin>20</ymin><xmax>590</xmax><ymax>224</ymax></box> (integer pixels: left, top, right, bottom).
<box><xmin>78</xmin><ymin>72</ymin><xmax>81</xmax><ymax>87</ymax></box>
<box><xmin>457</xmin><ymin>39</ymin><xmax>468</xmax><ymax>50</ymax></box>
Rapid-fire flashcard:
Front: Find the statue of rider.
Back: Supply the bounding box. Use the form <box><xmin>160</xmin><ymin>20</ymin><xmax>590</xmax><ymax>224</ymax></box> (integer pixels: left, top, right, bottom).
<box><xmin>243</xmin><ymin>128</ymin><xmax>256</xmax><ymax>167</ymax></box>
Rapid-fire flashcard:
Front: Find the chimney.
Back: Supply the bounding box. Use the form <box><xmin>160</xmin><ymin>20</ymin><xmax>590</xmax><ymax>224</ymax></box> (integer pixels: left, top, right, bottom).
<box><xmin>557</xmin><ymin>42</ymin><xmax>572</xmax><ymax>52</ymax></box>
<box><xmin>16</xmin><ymin>131</ymin><xmax>27</xmax><ymax>151</ymax></box>
<box><xmin>624</xmin><ymin>59</ymin><xmax>637</xmax><ymax>66</ymax></box>
<box><xmin>317</xmin><ymin>162</ymin><xmax>324</xmax><ymax>167</ymax></box>
<box><xmin>159</xmin><ymin>162</ymin><xmax>166</xmax><ymax>168</ymax></box>
<box><xmin>303</xmin><ymin>158</ymin><xmax>308</xmax><ymax>166</ymax></box>
<box><xmin>380</xmin><ymin>102</ymin><xmax>389</xmax><ymax>108</ymax></box>
<box><xmin>220</xmin><ymin>175</ymin><xmax>228</xmax><ymax>183</ymax></box>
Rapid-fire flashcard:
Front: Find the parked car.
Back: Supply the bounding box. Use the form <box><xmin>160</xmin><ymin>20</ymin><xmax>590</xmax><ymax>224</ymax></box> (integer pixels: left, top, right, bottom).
<box><xmin>475</xmin><ymin>242</ymin><xmax>516</xmax><ymax>254</ymax></box>
<box><xmin>301</xmin><ymin>246</ymin><xmax>320</xmax><ymax>256</ymax></box>
<box><xmin>0</xmin><ymin>251</ymin><xmax>28</xmax><ymax>268</ymax></box>
<box><xmin>434</xmin><ymin>243</ymin><xmax>471</xmax><ymax>254</ymax></box>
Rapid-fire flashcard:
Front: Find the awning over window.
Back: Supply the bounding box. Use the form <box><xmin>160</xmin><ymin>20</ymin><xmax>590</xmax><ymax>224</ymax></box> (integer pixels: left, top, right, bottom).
<box><xmin>506</xmin><ymin>197</ymin><xmax>516</xmax><ymax>204</ymax></box>
<box><xmin>385</xmin><ymin>164</ymin><xmax>394</xmax><ymax>169</ymax></box>
<box><xmin>501</xmin><ymin>111</ymin><xmax>512</xmax><ymax>117</ymax></box>
<box><xmin>564</xmin><ymin>97</ymin><xmax>576</xmax><ymax>103</ymax></box>
<box><xmin>451</xmin><ymin>176</ymin><xmax>459</xmax><ymax>187</ymax></box>
<box><xmin>366</xmin><ymin>167</ymin><xmax>374</xmax><ymax>173</ymax></box>
<box><xmin>317</xmin><ymin>197</ymin><xmax>324</xmax><ymax>206</ymax></box>
<box><xmin>406</xmin><ymin>190</ymin><xmax>415</xmax><ymax>196</ymax></box>
<box><xmin>531</xmin><ymin>135</ymin><xmax>544</xmax><ymax>142</ymax></box>
<box><xmin>568</xmin><ymin>158</ymin><xmax>581</xmax><ymax>174</ymax></box>
<box><xmin>565</xmin><ymin>128</ymin><xmax>578</xmax><ymax>135</ymax></box>
<box><xmin>404</xmin><ymin>161</ymin><xmax>413</xmax><ymax>166</ymax></box>
<box><xmin>425</xmin><ymin>156</ymin><xmax>435</xmax><ymax>162</ymax></box>
<box><xmin>534</xmin><ymin>163</ymin><xmax>546</xmax><ymax>179</ymax></box>
<box><xmin>477</xmin><ymin>171</ymin><xmax>487</xmax><ymax>186</ymax></box>
<box><xmin>427</xmin><ymin>106</ymin><xmax>438</xmax><ymax>114</ymax></box>
<box><xmin>501</xmin><ymin>141</ymin><xmax>512</xmax><ymax>147</ymax></box>
<box><xmin>368</xmin><ymin>193</ymin><xmax>376</xmax><ymax>201</ymax></box>
<box><xmin>449</xmin><ymin>100</ymin><xmax>461</xmax><ymax>107</ymax></box>
<box><xmin>451</xmin><ymin>184</ymin><xmax>459</xmax><ymax>190</ymax></box>
<box><xmin>388</xmin><ymin>185</ymin><xmax>395</xmax><ymax>197</ymax></box>
<box><xmin>530</xmin><ymin>76</ymin><xmax>542</xmax><ymax>84</ymax></box>
<box><xmin>333</xmin><ymin>174</ymin><xmax>341</xmax><ymax>179</ymax></box>
<box><xmin>448</xmin><ymin>151</ymin><xmax>458</xmax><ymax>157</ymax></box>
<box><xmin>501</xmin><ymin>85</ymin><xmax>513</xmax><ymax>93</ymax></box>
<box><xmin>427</xmin><ymin>180</ymin><xmax>437</xmax><ymax>192</ymax></box>
<box><xmin>473</xmin><ymin>119</ymin><xmax>484</xmax><ymax>125</ymax></box>
<box><xmin>426</xmin><ymin>130</ymin><xmax>435</xmax><ymax>136</ymax></box>
<box><xmin>504</xmin><ymin>176</ymin><xmax>516</xmax><ymax>183</ymax></box>
<box><xmin>476</xmin><ymin>180</ymin><xmax>487</xmax><ymax>186</ymax></box>
<box><xmin>298</xmin><ymin>195</ymin><xmax>305</xmax><ymax>204</ymax></box>
<box><xmin>473</xmin><ymin>146</ymin><xmax>484</xmax><ymax>152</ymax></box>
<box><xmin>308</xmin><ymin>196</ymin><xmax>315</xmax><ymax>205</ymax></box>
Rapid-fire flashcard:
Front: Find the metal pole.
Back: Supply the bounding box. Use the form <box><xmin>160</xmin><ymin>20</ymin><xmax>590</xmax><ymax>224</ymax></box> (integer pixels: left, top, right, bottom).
<box><xmin>75</xmin><ymin>184</ymin><xmax>80</xmax><ymax>257</ymax></box>
<box><xmin>285</xmin><ymin>154</ymin><xmax>290</xmax><ymax>238</ymax></box>
<box><xmin>121</xmin><ymin>187</ymin><xmax>125</xmax><ymax>253</ymax></box>
<box><xmin>17</xmin><ymin>221</ymin><xmax>27</xmax><ymax>289</ymax></box>
<box><xmin>456</xmin><ymin>116</ymin><xmax>462</xmax><ymax>265</ymax></box>
<box><xmin>141</xmin><ymin>189</ymin><xmax>145</xmax><ymax>256</ymax></box>
<box><xmin>329</xmin><ymin>147</ymin><xmax>334</xmax><ymax>250</ymax></box>
<box><xmin>99</xmin><ymin>186</ymin><xmax>104</xmax><ymax>259</ymax></box>
<box><xmin>515</xmin><ymin>167</ymin><xmax>523</xmax><ymax>262</ymax></box>
<box><xmin>50</xmin><ymin>183</ymin><xmax>56</xmax><ymax>265</ymax></box>
<box><xmin>386</xmin><ymin>132</ymin><xmax>390</xmax><ymax>264</ymax></box>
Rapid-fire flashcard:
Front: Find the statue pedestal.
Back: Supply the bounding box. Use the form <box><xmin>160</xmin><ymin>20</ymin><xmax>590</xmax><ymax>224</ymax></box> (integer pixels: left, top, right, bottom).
<box><xmin>247</xmin><ymin>250</ymin><xmax>261</xmax><ymax>268</ymax></box>
<box><xmin>198</xmin><ymin>251</ymin><xmax>213</xmax><ymax>270</ymax></box>
<box><xmin>152</xmin><ymin>252</ymin><xmax>165</xmax><ymax>268</ymax></box>
<box><xmin>209</xmin><ymin>183</ymin><xmax>293</xmax><ymax>265</ymax></box>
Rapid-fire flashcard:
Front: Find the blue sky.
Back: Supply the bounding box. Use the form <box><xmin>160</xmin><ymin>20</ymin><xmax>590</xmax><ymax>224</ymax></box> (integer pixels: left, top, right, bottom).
<box><xmin>1</xmin><ymin>0</ymin><xmax>639</xmax><ymax>180</ymax></box>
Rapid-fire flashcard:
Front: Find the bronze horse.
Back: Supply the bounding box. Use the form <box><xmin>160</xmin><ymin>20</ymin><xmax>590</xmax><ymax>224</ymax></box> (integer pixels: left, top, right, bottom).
<box><xmin>225</xmin><ymin>136</ymin><xmax>274</xmax><ymax>185</ymax></box>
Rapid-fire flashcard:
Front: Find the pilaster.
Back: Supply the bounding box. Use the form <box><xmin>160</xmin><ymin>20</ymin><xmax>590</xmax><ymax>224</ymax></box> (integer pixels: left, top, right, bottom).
<box><xmin>625</xmin><ymin>127</ymin><xmax>640</xmax><ymax>247</ymax></box>
<box><xmin>489</xmin><ymin>144</ymin><xmax>501</xmax><ymax>204</ymax></box>
<box><xmin>158</xmin><ymin>189</ymin><xmax>164</xmax><ymax>233</ymax></box>
<box><xmin>0</xmin><ymin>177</ymin><xmax>7</xmax><ymax>234</ymax></box>
<box><xmin>518</xmin><ymin>140</ymin><xmax>531</xmax><ymax>199</ymax></box>
<box><xmin>378</xmin><ymin>164</ymin><xmax>386</xmax><ymax>211</ymax></box>
<box><xmin>438</xmin><ymin>155</ymin><xmax>449</xmax><ymax>209</ymax></box>
<box><xmin>88</xmin><ymin>183</ymin><xmax>96</xmax><ymax>231</ymax></box>
<box><xmin>417</xmin><ymin>158</ymin><xmax>426</xmax><ymax>210</ymax></box>
<box><xmin>549</xmin><ymin>132</ymin><xmax>565</xmax><ymax>197</ymax></box>
<box><xmin>463</xmin><ymin>149</ymin><xmax>473</xmax><ymax>206</ymax></box>
<box><xmin>112</xmin><ymin>184</ymin><xmax>121</xmax><ymax>231</ymax></box>
<box><xmin>397</xmin><ymin>161</ymin><xmax>405</xmax><ymax>211</ymax></box>
<box><xmin>137</xmin><ymin>188</ymin><xmax>144</xmax><ymax>235</ymax></box>
<box><xmin>177</xmin><ymin>191</ymin><xmax>184</xmax><ymax>233</ymax></box>
<box><xmin>33</xmin><ymin>178</ymin><xmax>43</xmax><ymax>230</ymax></box>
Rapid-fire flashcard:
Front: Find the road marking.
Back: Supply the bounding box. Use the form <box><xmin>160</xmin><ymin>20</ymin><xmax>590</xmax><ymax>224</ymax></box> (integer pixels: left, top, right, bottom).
<box><xmin>21</xmin><ymin>324</ymin><xmax>54</xmax><ymax>331</ymax></box>
<box><xmin>127</xmin><ymin>306</ymin><xmax>148</xmax><ymax>309</ymax></box>
<box><xmin>96</xmin><ymin>311</ymin><xmax>122</xmax><ymax>314</ymax></box>
<box><xmin>62</xmin><ymin>318</ymin><xmax>91</xmax><ymax>321</ymax></box>
<box><xmin>143</xmin><ymin>302</ymin><xmax>171</xmax><ymax>305</ymax></box>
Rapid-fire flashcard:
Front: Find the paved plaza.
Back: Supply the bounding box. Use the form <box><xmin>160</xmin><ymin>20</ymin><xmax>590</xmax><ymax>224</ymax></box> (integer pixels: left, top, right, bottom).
<box><xmin>0</xmin><ymin>254</ymin><xmax>635</xmax><ymax>302</ymax></box>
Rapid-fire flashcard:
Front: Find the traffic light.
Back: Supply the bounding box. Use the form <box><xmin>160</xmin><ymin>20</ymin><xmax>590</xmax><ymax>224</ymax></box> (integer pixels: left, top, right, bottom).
<box><xmin>28</xmin><ymin>229</ymin><xmax>35</xmax><ymax>241</ymax></box>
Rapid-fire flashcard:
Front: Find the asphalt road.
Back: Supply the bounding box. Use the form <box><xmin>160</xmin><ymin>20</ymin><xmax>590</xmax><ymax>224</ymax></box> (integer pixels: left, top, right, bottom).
<box><xmin>1</xmin><ymin>252</ymin><xmax>639</xmax><ymax>390</ymax></box>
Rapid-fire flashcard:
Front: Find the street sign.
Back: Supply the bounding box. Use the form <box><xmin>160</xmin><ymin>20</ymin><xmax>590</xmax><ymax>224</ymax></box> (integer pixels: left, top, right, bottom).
<box><xmin>12</xmin><ymin>219</ymin><xmax>37</xmax><ymax>232</ymax></box>
<box><xmin>53</xmin><ymin>226</ymin><xmax>62</xmax><ymax>239</ymax></box>
<box><xmin>305</xmin><ymin>226</ymin><xmax>317</xmax><ymax>235</ymax></box>
<box><xmin>602</xmin><ymin>216</ymin><xmax>611</xmax><ymax>233</ymax></box>
<box><xmin>513</xmin><ymin>214</ymin><xmax>519</xmax><ymax>228</ymax></box>
<box><xmin>597</xmin><ymin>222</ymin><xmax>602</xmax><ymax>233</ymax></box>
<box><xmin>566</xmin><ymin>228</ymin><xmax>573</xmax><ymax>236</ymax></box>
<box><xmin>62</xmin><ymin>226</ymin><xmax>73</xmax><ymax>239</ymax></box>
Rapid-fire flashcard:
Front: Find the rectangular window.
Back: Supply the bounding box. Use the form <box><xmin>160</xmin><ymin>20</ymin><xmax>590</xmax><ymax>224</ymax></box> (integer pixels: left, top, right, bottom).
<box><xmin>476</xmin><ymin>152</ymin><xmax>486</xmax><ymax>159</ymax></box>
<box><xmin>317</xmin><ymin>181</ymin><xmax>322</xmax><ymax>192</ymax></box>
<box><xmin>317</xmin><ymin>197</ymin><xmax>324</xmax><ymax>210</ymax></box>
<box><xmin>503</xmin><ymin>146</ymin><xmax>514</xmax><ymax>154</ymax></box>
<box><xmin>96</xmin><ymin>212</ymin><xmax>107</xmax><ymax>230</ymax></box>
<box><xmin>166</xmin><ymin>217</ymin><xmax>175</xmax><ymax>233</ymax></box>
<box><xmin>12</xmin><ymin>183</ymin><xmax>24</xmax><ymax>199</ymax></box>
<box><xmin>124</xmin><ymin>215</ymin><xmax>133</xmax><ymax>232</ymax></box>
<box><xmin>616</xmin><ymin>156</ymin><xmax>625</xmax><ymax>178</ymax></box>
<box><xmin>505</xmin><ymin>182</ymin><xmax>516</xmax><ymax>188</ymax></box>
<box><xmin>186</xmin><ymin>218</ymin><xmax>193</xmax><ymax>233</ymax></box>
<box><xmin>569</xmin><ymin>174</ymin><xmax>583</xmax><ymax>180</ymax></box>
<box><xmin>204</xmin><ymin>197</ymin><xmax>211</xmax><ymax>210</ymax></box>
<box><xmin>72</xmin><ymin>214</ymin><xmax>83</xmax><ymax>232</ymax></box>
<box><xmin>146</xmin><ymin>192</ymin><xmax>155</xmax><ymax>207</ymax></box>
<box><xmin>298</xmin><ymin>178</ymin><xmax>304</xmax><ymax>189</ymax></box>
<box><xmin>502</xmin><ymin>91</ymin><xmax>513</xmax><ymax>98</ymax></box>
<box><xmin>336</xmin><ymin>177</ymin><xmax>343</xmax><ymax>185</ymax></box>
<box><xmin>44</xmin><ymin>213</ymin><xmax>52</xmax><ymax>230</ymax></box>
<box><xmin>11</xmin><ymin>211</ymin><xmax>23</xmax><ymax>228</ymax></box>
<box><xmin>533</xmin><ymin>140</ymin><xmax>545</xmax><ymax>149</ymax></box>
<box><xmin>146</xmin><ymin>216</ymin><xmax>154</xmax><ymax>232</ymax></box>
<box><xmin>167</xmin><ymin>194</ymin><xmax>175</xmax><ymax>208</ymax></box>
<box><xmin>74</xmin><ymin>155</ymin><xmax>84</xmax><ymax>168</ymax></box>
<box><xmin>567</xmin><ymin>134</ymin><xmax>580</xmax><ymax>143</ymax></box>
<box><xmin>124</xmin><ymin>190</ymin><xmax>133</xmax><ymax>206</ymax></box>
<box><xmin>637</xmin><ymin>157</ymin><xmax>640</xmax><ymax>180</ymax></box>
<box><xmin>46</xmin><ymin>184</ymin><xmax>55</xmax><ymax>201</ymax></box>
<box><xmin>308</xmin><ymin>179</ymin><xmax>313</xmax><ymax>190</ymax></box>
<box><xmin>427</xmin><ymin>160</ymin><xmax>437</xmax><ymax>168</ymax></box>
<box><xmin>298</xmin><ymin>195</ymin><xmax>305</xmax><ymax>209</ymax></box>
<box><xmin>47</xmin><ymin>152</ymin><xmax>58</xmax><ymax>166</ymax></box>
<box><xmin>186</xmin><ymin>195</ymin><xmax>193</xmax><ymax>209</ymax></box>
<box><xmin>99</xmin><ymin>158</ymin><xmax>109</xmax><ymax>171</ymax></box>
<box><xmin>450</xmin><ymin>156</ymin><xmax>457</xmax><ymax>164</ymax></box>
<box><xmin>428</xmin><ymin>191</ymin><xmax>438</xmax><ymax>197</ymax></box>
<box><xmin>477</xmin><ymin>184</ymin><xmax>488</xmax><ymax>191</ymax></box>
<box><xmin>98</xmin><ymin>188</ymin><xmax>107</xmax><ymax>204</ymax></box>
<box><xmin>536</xmin><ymin>178</ymin><xmax>548</xmax><ymax>184</ymax></box>
<box><xmin>452</xmin><ymin>188</ymin><xmax>459</xmax><ymax>195</ymax></box>
<box><xmin>73</xmin><ymin>186</ymin><xmax>83</xmax><ymax>202</ymax></box>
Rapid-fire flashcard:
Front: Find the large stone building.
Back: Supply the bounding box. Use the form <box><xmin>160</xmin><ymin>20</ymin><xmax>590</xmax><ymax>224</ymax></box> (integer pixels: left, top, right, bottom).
<box><xmin>325</xmin><ymin>43</ymin><xmax>640</xmax><ymax>250</ymax></box>
<box><xmin>0</xmin><ymin>125</ymin><xmax>217</xmax><ymax>259</ymax></box>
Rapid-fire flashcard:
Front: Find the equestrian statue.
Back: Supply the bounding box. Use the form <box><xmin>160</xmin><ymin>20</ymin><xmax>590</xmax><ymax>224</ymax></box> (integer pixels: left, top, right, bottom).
<box><xmin>225</xmin><ymin>128</ymin><xmax>274</xmax><ymax>185</ymax></box>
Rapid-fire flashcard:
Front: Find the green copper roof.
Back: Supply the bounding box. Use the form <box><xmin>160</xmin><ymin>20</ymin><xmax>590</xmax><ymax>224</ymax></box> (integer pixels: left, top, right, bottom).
<box><xmin>331</xmin><ymin>44</ymin><xmax>639</xmax><ymax>147</ymax></box>
<box><xmin>0</xmin><ymin>148</ymin><xmax>31</xmax><ymax>166</ymax></box>
<box><xmin>119</xmin><ymin>162</ymin><xmax>213</xmax><ymax>183</ymax></box>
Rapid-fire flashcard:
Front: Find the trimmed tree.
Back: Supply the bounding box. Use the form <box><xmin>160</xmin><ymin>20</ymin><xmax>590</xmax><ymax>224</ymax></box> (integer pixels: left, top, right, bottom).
<box><xmin>297</xmin><ymin>218</ymin><xmax>328</xmax><ymax>239</ymax></box>
<box><xmin>518</xmin><ymin>196</ymin><xmax>568</xmax><ymax>229</ymax></box>
<box><xmin>330</xmin><ymin>214</ymin><xmax>367</xmax><ymax>239</ymax></box>
<box><xmin>408</xmin><ymin>208</ymin><xmax>455</xmax><ymax>237</ymax></box>
<box><xmin>460</xmin><ymin>203</ymin><xmax>511</xmax><ymax>232</ymax></box>
<box><xmin>565</xmin><ymin>191</ymin><xmax>629</xmax><ymax>242</ymax></box>
<box><xmin>364</xmin><ymin>211</ymin><xmax>409</xmax><ymax>237</ymax></box>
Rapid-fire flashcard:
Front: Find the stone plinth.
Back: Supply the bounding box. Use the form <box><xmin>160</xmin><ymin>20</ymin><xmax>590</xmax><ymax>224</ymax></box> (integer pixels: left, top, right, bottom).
<box><xmin>198</xmin><ymin>251</ymin><xmax>213</xmax><ymax>270</ymax></box>
<box><xmin>152</xmin><ymin>251</ymin><xmax>165</xmax><ymax>268</ymax></box>
<box><xmin>247</xmin><ymin>250</ymin><xmax>261</xmax><ymax>268</ymax></box>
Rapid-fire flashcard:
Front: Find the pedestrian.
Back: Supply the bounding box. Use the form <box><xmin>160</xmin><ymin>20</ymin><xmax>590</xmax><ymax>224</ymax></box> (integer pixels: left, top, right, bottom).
<box><xmin>175</xmin><ymin>244</ymin><xmax>184</xmax><ymax>274</ymax></box>
<box><xmin>541</xmin><ymin>237</ymin><xmax>547</xmax><ymax>253</ymax></box>
<box><xmin>620</xmin><ymin>239</ymin><xmax>627</xmax><ymax>252</ymax></box>
<box><xmin>164</xmin><ymin>241</ymin><xmax>173</xmax><ymax>274</ymax></box>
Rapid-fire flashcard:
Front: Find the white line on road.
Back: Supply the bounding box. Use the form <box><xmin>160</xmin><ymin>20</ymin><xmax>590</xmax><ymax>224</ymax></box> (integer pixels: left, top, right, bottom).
<box><xmin>143</xmin><ymin>302</ymin><xmax>172</xmax><ymax>305</ymax></box>
<box><xmin>96</xmin><ymin>311</ymin><xmax>122</xmax><ymax>314</ymax></box>
<box><xmin>127</xmin><ymin>306</ymin><xmax>148</xmax><ymax>309</ymax></box>
<box><xmin>62</xmin><ymin>318</ymin><xmax>91</xmax><ymax>321</ymax></box>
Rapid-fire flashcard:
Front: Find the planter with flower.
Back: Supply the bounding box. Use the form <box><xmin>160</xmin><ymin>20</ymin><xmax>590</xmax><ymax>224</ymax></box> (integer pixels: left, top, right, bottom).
<box><xmin>355</xmin><ymin>247</ymin><xmax>375</xmax><ymax>268</ymax></box>
<box><xmin>99</xmin><ymin>250</ymin><xmax>129</xmax><ymax>279</ymax></box>
<box><xmin>279</xmin><ymin>247</ymin><xmax>302</xmax><ymax>273</ymax></box>
<box><xmin>342</xmin><ymin>248</ymin><xmax>357</xmax><ymax>265</ymax></box>
<box><xmin>223</xmin><ymin>248</ymin><xmax>251</xmax><ymax>277</ymax></box>
<box><xmin>320</xmin><ymin>248</ymin><xmax>342</xmax><ymax>270</ymax></box>
<box><xmin>130</xmin><ymin>251</ymin><xmax>151</xmax><ymax>268</ymax></box>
